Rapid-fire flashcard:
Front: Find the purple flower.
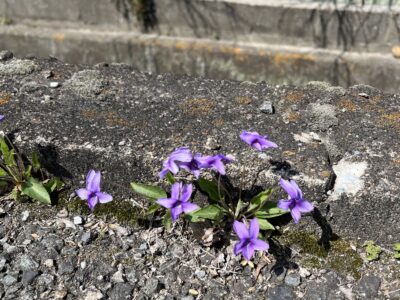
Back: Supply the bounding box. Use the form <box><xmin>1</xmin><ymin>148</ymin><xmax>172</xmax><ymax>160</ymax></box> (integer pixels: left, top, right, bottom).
<box><xmin>157</xmin><ymin>182</ymin><xmax>199</xmax><ymax>221</ymax></box>
<box><xmin>277</xmin><ymin>179</ymin><xmax>313</xmax><ymax>223</ymax></box>
<box><xmin>179</xmin><ymin>153</ymin><xmax>203</xmax><ymax>178</ymax></box>
<box><xmin>233</xmin><ymin>218</ymin><xmax>269</xmax><ymax>261</ymax></box>
<box><xmin>159</xmin><ymin>147</ymin><xmax>193</xmax><ymax>178</ymax></box>
<box><xmin>0</xmin><ymin>115</ymin><xmax>4</xmax><ymax>122</ymax></box>
<box><xmin>76</xmin><ymin>170</ymin><xmax>113</xmax><ymax>211</ymax></box>
<box><xmin>197</xmin><ymin>154</ymin><xmax>234</xmax><ymax>175</ymax></box>
<box><xmin>240</xmin><ymin>131</ymin><xmax>278</xmax><ymax>151</ymax></box>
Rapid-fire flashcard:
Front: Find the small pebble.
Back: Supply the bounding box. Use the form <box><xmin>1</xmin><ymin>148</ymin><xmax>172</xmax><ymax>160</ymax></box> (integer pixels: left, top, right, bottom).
<box><xmin>195</xmin><ymin>269</ymin><xmax>206</xmax><ymax>279</ymax></box>
<box><xmin>21</xmin><ymin>210</ymin><xmax>30</xmax><ymax>222</ymax></box>
<box><xmin>285</xmin><ymin>272</ymin><xmax>301</xmax><ymax>287</ymax></box>
<box><xmin>73</xmin><ymin>216</ymin><xmax>84</xmax><ymax>225</ymax></box>
<box><xmin>299</xmin><ymin>267</ymin><xmax>311</xmax><ymax>278</ymax></box>
<box><xmin>43</xmin><ymin>259</ymin><xmax>54</xmax><ymax>268</ymax></box>
<box><xmin>260</xmin><ymin>101</ymin><xmax>274</xmax><ymax>114</ymax></box>
<box><xmin>49</xmin><ymin>82</ymin><xmax>60</xmax><ymax>88</ymax></box>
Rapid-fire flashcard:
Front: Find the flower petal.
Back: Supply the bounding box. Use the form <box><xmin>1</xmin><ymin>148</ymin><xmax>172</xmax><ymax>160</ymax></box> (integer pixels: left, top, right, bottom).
<box><xmin>85</xmin><ymin>170</ymin><xmax>96</xmax><ymax>189</ymax></box>
<box><xmin>87</xmin><ymin>195</ymin><xmax>98</xmax><ymax>211</ymax></box>
<box><xmin>170</xmin><ymin>147</ymin><xmax>193</xmax><ymax>163</ymax></box>
<box><xmin>0</xmin><ymin>115</ymin><xmax>4</xmax><ymax>121</ymax></box>
<box><xmin>88</xmin><ymin>171</ymin><xmax>101</xmax><ymax>193</ymax></box>
<box><xmin>170</xmin><ymin>182</ymin><xmax>182</xmax><ymax>200</ymax></box>
<box><xmin>156</xmin><ymin>198</ymin><xmax>176</xmax><ymax>209</ymax></box>
<box><xmin>181</xmin><ymin>184</ymin><xmax>193</xmax><ymax>202</ymax></box>
<box><xmin>234</xmin><ymin>240</ymin><xmax>245</xmax><ymax>256</ymax></box>
<box><xmin>240</xmin><ymin>131</ymin><xmax>256</xmax><ymax>145</ymax></box>
<box><xmin>97</xmin><ymin>192</ymin><xmax>113</xmax><ymax>203</ymax></box>
<box><xmin>289</xmin><ymin>179</ymin><xmax>303</xmax><ymax>199</ymax></box>
<box><xmin>279</xmin><ymin>178</ymin><xmax>298</xmax><ymax>199</ymax></box>
<box><xmin>252</xmin><ymin>141</ymin><xmax>263</xmax><ymax>151</ymax></box>
<box><xmin>181</xmin><ymin>202</ymin><xmax>199</xmax><ymax>213</ymax></box>
<box><xmin>170</xmin><ymin>205</ymin><xmax>183</xmax><ymax>221</ymax></box>
<box><xmin>242</xmin><ymin>243</ymin><xmax>255</xmax><ymax>261</ymax></box>
<box><xmin>211</xmin><ymin>158</ymin><xmax>226</xmax><ymax>175</ymax></box>
<box><xmin>291</xmin><ymin>207</ymin><xmax>301</xmax><ymax>224</ymax></box>
<box><xmin>252</xmin><ymin>239</ymin><xmax>269</xmax><ymax>251</ymax></box>
<box><xmin>233</xmin><ymin>220</ymin><xmax>249</xmax><ymax>240</ymax></box>
<box><xmin>249</xmin><ymin>218</ymin><xmax>260</xmax><ymax>239</ymax></box>
<box><xmin>277</xmin><ymin>199</ymin><xmax>293</xmax><ymax>211</ymax></box>
<box><xmin>76</xmin><ymin>188</ymin><xmax>90</xmax><ymax>200</ymax></box>
<box><xmin>159</xmin><ymin>168</ymin><xmax>169</xmax><ymax>179</ymax></box>
<box><xmin>264</xmin><ymin>141</ymin><xmax>278</xmax><ymax>148</ymax></box>
<box><xmin>297</xmin><ymin>199</ymin><xmax>314</xmax><ymax>213</ymax></box>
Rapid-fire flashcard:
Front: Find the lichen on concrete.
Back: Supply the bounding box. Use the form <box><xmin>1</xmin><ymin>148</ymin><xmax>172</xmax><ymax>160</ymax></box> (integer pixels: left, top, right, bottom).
<box><xmin>0</xmin><ymin>59</ymin><xmax>37</xmax><ymax>76</ymax></box>
<box><xmin>64</xmin><ymin>70</ymin><xmax>108</xmax><ymax>99</ymax></box>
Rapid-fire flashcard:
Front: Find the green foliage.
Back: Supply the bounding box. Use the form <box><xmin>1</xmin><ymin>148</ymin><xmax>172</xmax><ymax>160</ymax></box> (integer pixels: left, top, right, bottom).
<box><xmin>131</xmin><ymin>182</ymin><xmax>167</xmax><ymax>200</ymax></box>
<box><xmin>363</xmin><ymin>240</ymin><xmax>382</xmax><ymax>261</ymax></box>
<box><xmin>393</xmin><ymin>243</ymin><xmax>400</xmax><ymax>259</ymax></box>
<box><xmin>187</xmin><ymin>204</ymin><xmax>224</xmax><ymax>222</ymax></box>
<box><xmin>197</xmin><ymin>177</ymin><xmax>221</xmax><ymax>202</ymax></box>
<box><xmin>0</xmin><ymin>136</ymin><xmax>61</xmax><ymax>204</ymax></box>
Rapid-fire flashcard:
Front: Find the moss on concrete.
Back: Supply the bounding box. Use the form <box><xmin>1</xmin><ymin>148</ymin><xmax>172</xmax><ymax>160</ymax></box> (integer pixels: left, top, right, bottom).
<box><xmin>281</xmin><ymin>231</ymin><xmax>363</xmax><ymax>279</ymax></box>
<box><xmin>57</xmin><ymin>192</ymin><xmax>143</xmax><ymax>227</ymax></box>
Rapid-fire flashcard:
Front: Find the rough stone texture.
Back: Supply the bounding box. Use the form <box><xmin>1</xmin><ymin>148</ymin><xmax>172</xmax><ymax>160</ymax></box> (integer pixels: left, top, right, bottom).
<box><xmin>1</xmin><ymin>55</ymin><xmax>399</xmax><ymax>246</ymax></box>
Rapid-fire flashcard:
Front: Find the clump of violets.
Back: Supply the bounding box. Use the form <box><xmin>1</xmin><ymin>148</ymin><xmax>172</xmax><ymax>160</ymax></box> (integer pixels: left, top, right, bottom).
<box><xmin>157</xmin><ymin>182</ymin><xmax>199</xmax><ymax>221</ymax></box>
<box><xmin>278</xmin><ymin>179</ymin><xmax>313</xmax><ymax>223</ymax></box>
<box><xmin>159</xmin><ymin>147</ymin><xmax>233</xmax><ymax>178</ymax></box>
<box><xmin>233</xmin><ymin>218</ymin><xmax>269</xmax><ymax>261</ymax></box>
<box><xmin>76</xmin><ymin>170</ymin><xmax>113</xmax><ymax>211</ymax></box>
<box><xmin>131</xmin><ymin>128</ymin><xmax>317</xmax><ymax>264</ymax></box>
<box><xmin>240</xmin><ymin>130</ymin><xmax>278</xmax><ymax>151</ymax></box>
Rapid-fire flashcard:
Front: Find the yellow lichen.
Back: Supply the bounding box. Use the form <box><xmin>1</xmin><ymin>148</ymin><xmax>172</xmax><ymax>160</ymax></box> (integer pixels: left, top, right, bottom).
<box><xmin>180</xmin><ymin>98</ymin><xmax>215</xmax><ymax>116</ymax></box>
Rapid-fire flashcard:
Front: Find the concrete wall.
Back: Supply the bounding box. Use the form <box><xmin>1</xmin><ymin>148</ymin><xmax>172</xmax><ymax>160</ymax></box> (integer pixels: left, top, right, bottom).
<box><xmin>1</xmin><ymin>0</ymin><xmax>400</xmax><ymax>91</ymax></box>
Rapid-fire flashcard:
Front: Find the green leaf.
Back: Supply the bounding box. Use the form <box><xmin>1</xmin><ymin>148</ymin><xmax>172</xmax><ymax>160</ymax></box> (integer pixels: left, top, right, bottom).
<box><xmin>0</xmin><ymin>137</ymin><xmax>10</xmax><ymax>157</ymax></box>
<box><xmin>256</xmin><ymin>218</ymin><xmax>275</xmax><ymax>230</ymax></box>
<box><xmin>24</xmin><ymin>165</ymin><xmax>32</xmax><ymax>177</ymax></box>
<box><xmin>31</xmin><ymin>152</ymin><xmax>41</xmax><ymax>169</ymax></box>
<box><xmin>44</xmin><ymin>177</ymin><xmax>64</xmax><ymax>193</ymax></box>
<box><xmin>188</xmin><ymin>204</ymin><xmax>224</xmax><ymax>222</ymax></box>
<box><xmin>21</xmin><ymin>177</ymin><xmax>51</xmax><ymax>204</ymax></box>
<box><xmin>166</xmin><ymin>172</ymin><xmax>176</xmax><ymax>184</ymax></box>
<box><xmin>163</xmin><ymin>211</ymin><xmax>173</xmax><ymax>230</ymax></box>
<box><xmin>4</xmin><ymin>149</ymin><xmax>16</xmax><ymax>167</ymax></box>
<box><xmin>197</xmin><ymin>177</ymin><xmax>221</xmax><ymax>201</ymax></box>
<box><xmin>394</xmin><ymin>252</ymin><xmax>400</xmax><ymax>259</ymax></box>
<box><xmin>131</xmin><ymin>182</ymin><xmax>167</xmax><ymax>200</ymax></box>
<box><xmin>11</xmin><ymin>186</ymin><xmax>20</xmax><ymax>201</ymax></box>
<box><xmin>247</xmin><ymin>189</ymin><xmax>273</xmax><ymax>212</ymax></box>
<box><xmin>0</xmin><ymin>167</ymin><xmax>7</xmax><ymax>176</ymax></box>
<box><xmin>235</xmin><ymin>199</ymin><xmax>246</xmax><ymax>218</ymax></box>
<box><xmin>146</xmin><ymin>203</ymin><xmax>160</xmax><ymax>215</ymax></box>
<box><xmin>394</xmin><ymin>243</ymin><xmax>400</xmax><ymax>251</ymax></box>
<box><xmin>253</xmin><ymin>201</ymin><xmax>288</xmax><ymax>219</ymax></box>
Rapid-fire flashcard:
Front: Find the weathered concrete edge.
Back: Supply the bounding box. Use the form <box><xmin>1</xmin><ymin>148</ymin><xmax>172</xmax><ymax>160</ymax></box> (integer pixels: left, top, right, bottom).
<box><xmin>1</xmin><ymin>23</ymin><xmax>400</xmax><ymax>92</ymax></box>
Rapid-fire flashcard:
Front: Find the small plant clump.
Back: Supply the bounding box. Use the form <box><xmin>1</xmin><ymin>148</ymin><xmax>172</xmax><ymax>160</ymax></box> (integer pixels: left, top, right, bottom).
<box><xmin>0</xmin><ymin>116</ymin><xmax>63</xmax><ymax>204</ymax></box>
<box><xmin>129</xmin><ymin>130</ymin><xmax>314</xmax><ymax>261</ymax></box>
<box><xmin>364</xmin><ymin>240</ymin><xmax>382</xmax><ymax>261</ymax></box>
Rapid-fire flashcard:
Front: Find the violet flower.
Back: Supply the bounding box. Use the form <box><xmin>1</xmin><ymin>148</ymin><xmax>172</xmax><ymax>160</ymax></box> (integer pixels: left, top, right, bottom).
<box><xmin>159</xmin><ymin>147</ymin><xmax>193</xmax><ymax>178</ymax></box>
<box><xmin>76</xmin><ymin>170</ymin><xmax>113</xmax><ymax>211</ymax></box>
<box><xmin>197</xmin><ymin>154</ymin><xmax>234</xmax><ymax>175</ymax></box>
<box><xmin>0</xmin><ymin>115</ymin><xmax>4</xmax><ymax>121</ymax></box>
<box><xmin>240</xmin><ymin>131</ymin><xmax>278</xmax><ymax>151</ymax></box>
<box><xmin>179</xmin><ymin>153</ymin><xmax>203</xmax><ymax>178</ymax></box>
<box><xmin>157</xmin><ymin>182</ymin><xmax>199</xmax><ymax>221</ymax></box>
<box><xmin>277</xmin><ymin>179</ymin><xmax>313</xmax><ymax>223</ymax></box>
<box><xmin>233</xmin><ymin>218</ymin><xmax>269</xmax><ymax>261</ymax></box>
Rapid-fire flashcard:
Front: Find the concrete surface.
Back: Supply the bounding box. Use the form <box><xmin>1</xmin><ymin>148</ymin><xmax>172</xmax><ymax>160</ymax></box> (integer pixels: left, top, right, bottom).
<box><xmin>1</xmin><ymin>53</ymin><xmax>399</xmax><ymax>246</ymax></box>
<box><xmin>1</xmin><ymin>0</ymin><xmax>400</xmax><ymax>91</ymax></box>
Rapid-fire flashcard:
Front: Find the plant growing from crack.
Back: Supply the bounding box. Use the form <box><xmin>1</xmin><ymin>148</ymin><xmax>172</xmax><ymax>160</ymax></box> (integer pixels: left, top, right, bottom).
<box><xmin>131</xmin><ymin>130</ymin><xmax>314</xmax><ymax>261</ymax></box>
<box><xmin>0</xmin><ymin>116</ymin><xmax>63</xmax><ymax>204</ymax></box>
